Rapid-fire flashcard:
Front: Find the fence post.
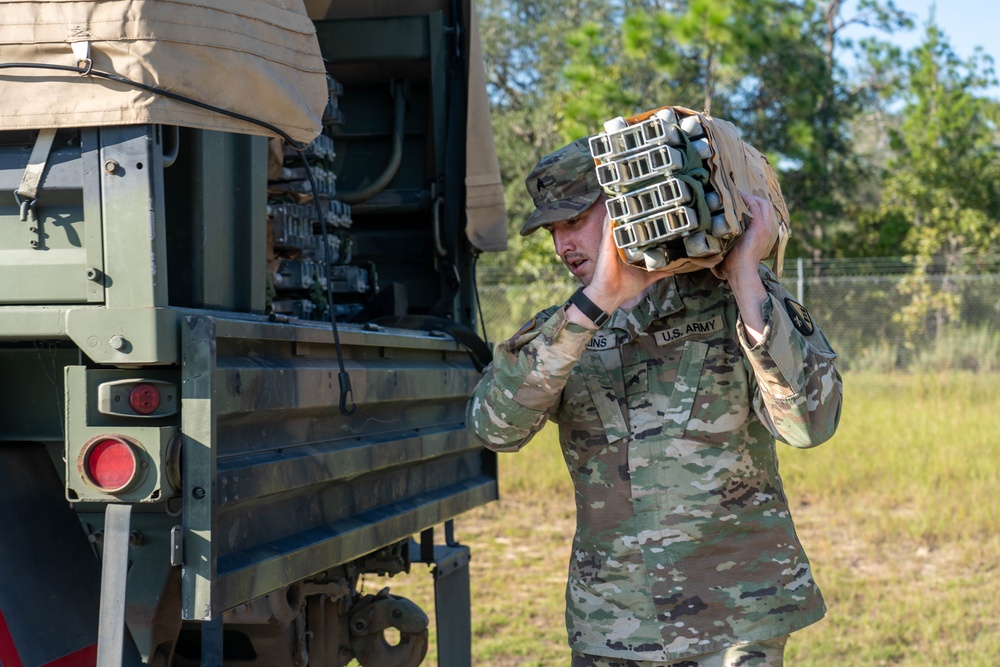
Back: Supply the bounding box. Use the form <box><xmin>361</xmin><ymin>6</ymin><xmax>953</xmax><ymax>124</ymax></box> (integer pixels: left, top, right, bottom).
<box><xmin>797</xmin><ymin>257</ymin><xmax>804</xmax><ymax>305</ymax></box>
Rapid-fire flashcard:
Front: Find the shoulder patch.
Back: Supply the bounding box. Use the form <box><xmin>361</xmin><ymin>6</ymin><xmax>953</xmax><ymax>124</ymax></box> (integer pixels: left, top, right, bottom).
<box><xmin>784</xmin><ymin>298</ymin><xmax>815</xmax><ymax>336</ymax></box>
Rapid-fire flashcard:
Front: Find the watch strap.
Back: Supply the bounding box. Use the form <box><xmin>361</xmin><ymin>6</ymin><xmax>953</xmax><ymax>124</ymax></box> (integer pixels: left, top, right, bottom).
<box><xmin>567</xmin><ymin>287</ymin><xmax>611</xmax><ymax>328</ymax></box>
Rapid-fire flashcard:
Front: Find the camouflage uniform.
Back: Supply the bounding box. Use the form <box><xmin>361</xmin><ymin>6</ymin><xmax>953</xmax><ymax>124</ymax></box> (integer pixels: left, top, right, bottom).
<box><xmin>571</xmin><ymin>634</ymin><xmax>786</xmax><ymax>667</ymax></box>
<box><xmin>467</xmin><ymin>266</ymin><xmax>842</xmax><ymax>662</ymax></box>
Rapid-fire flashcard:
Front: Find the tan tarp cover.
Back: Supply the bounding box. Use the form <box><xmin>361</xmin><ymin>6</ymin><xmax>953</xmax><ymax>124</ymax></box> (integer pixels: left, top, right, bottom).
<box><xmin>462</xmin><ymin>3</ymin><xmax>507</xmax><ymax>252</ymax></box>
<box><xmin>304</xmin><ymin>0</ymin><xmax>507</xmax><ymax>252</ymax></box>
<box><xmin>0</xmin><ymin>0</ymin><xmax>328</xmax><ymax>144</ymax></box>
<box><xmin>0</xmin><ymin>0</ymin><xmax>507</xmax><ymax>251</ymax></box>
<box><xmin>700</xmin><ymin>109</ymin><xmax>790</xmax><ymax>277</ymax></box>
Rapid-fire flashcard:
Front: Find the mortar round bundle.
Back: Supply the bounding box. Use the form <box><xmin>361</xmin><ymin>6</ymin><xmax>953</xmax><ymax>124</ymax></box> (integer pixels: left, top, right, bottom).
<box><xmin>589</xmin><ymin>106</ymin><xmax>790</xmax><ymax>277</ymax></box>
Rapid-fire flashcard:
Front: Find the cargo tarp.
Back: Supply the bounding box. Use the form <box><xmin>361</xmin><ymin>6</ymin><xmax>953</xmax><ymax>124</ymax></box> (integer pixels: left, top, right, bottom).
<box><xmin>463</xmin><ymin>1</ymin><xmax>507</xmax><ymax>252</ymax></box>
<box><xmin>0</xmin><ymin>0</ymin><xmax>507</xmax><ymax>251</ymax></box>
<box><xmin>0</xmin><ymin>0</ymin><xmax>328</xmax><ymax>144</ymax></box>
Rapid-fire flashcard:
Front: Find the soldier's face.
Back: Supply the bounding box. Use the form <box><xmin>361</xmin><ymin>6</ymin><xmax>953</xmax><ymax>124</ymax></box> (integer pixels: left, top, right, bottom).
<box><xmin>545</xmin><ymin>199</ymin><xmax>606</xmax><ymax>286</ymax></box>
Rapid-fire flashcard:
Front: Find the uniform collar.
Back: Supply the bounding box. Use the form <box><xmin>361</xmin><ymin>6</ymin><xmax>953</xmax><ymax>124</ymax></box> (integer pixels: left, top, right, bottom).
<box><xmin>608</xmin><ymin>275</ymin><xmax>685</xmax><ymax>340</ymax></box>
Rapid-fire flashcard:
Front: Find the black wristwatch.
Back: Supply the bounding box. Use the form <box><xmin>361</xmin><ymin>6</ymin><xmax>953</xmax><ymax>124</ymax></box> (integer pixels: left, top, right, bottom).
<box><xmin>567</xmin><ymin>287</ymin><xmax>611</xmax><ymax>328</ymax></box>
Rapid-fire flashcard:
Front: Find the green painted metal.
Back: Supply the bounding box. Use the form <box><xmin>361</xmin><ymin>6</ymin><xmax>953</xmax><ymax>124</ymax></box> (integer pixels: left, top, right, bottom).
<box><xmin>63</xmin><ymin>366</ymin><xmax>182</xmax><ymax>503</ymax></box>
<box><xmin>0</xmin><ymin>346</ymin><xmax>78</xmax><ymax>441</ymax></box>
<box><xmin>179</xmin><ymin>314</ymin><xmax>495</xmax><ymax>619</ymax></box>
<box><xmin>99</xmin><ymin>126</ymin><xmax>170</xmax><ymax>310</ymax></box>
<box><xmin>0</xmin><ymin>129</ymin><xmax>105</xmax><ymax>305</ymax></box>
<box><xmin>163</xmin><ymin>131</ymin><xmax>267</xmax><ymax>313</ymax></box>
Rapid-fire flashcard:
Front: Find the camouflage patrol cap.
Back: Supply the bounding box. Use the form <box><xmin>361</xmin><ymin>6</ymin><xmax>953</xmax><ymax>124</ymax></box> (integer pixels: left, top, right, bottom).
<box><xmin>520</xmin><ymin>137</ymin><xmax>601</xmax><ymax>236</ymax></box>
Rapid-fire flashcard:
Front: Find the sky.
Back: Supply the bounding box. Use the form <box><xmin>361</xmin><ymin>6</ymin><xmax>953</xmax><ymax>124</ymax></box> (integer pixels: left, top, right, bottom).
<box><xmin>840</xmin><ymin>0</ymin><xmax>1000</xmax><ymax>99</ymax></box>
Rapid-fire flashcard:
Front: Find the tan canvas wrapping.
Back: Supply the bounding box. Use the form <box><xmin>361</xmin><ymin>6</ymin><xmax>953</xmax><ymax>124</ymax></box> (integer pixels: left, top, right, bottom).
<box><xmin>462</xmin><ymin>1</ymin><xmax>507</xmax><ymax>252</ymax></box>
<box><xmin>695</xmin><ymin>108</ymin><xmax>790</xmax><ymax>277</ymax></box>
<box><xmin>0</xmin><ymin>0</ymin><xmax>507</xmax><ymax>250</ymax></box>
<box><xmin>0</xmin><ymin>0</ymin><xmax>328</xmax><ymax>144</ymax></box>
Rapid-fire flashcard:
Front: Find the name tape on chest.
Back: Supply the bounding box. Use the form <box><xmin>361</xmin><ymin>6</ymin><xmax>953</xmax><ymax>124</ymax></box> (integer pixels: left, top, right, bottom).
<box><xmin>587</xmin><ymin>332</ymin><xmax>618</xmax><ymax>351</ymax></box>
<box><xmin>654</xmin><ymin>315</ymin><xmax>724</xmax><ymax>346</ymax></box>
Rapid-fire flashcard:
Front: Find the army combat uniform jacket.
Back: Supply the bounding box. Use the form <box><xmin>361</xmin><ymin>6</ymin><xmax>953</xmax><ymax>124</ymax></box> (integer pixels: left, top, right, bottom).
<box><xmin>466</xmin><ymin>265</ymin><xmax>843</xmax><ymax>662</ymax></box>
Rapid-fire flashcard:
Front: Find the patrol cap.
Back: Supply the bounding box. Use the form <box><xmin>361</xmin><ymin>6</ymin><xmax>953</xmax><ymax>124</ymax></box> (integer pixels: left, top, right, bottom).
<box><xmin>520</xmin><ymin>137</ymin><xmax>601</xmax><ymax>236</ymax></box>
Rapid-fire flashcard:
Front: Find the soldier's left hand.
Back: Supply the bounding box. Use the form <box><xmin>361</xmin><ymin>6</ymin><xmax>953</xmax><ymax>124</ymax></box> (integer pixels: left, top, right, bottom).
<box><xmin>718</xmin><ymin>191</ymin><xmax>777</xmax><ymax>278</ymax></box>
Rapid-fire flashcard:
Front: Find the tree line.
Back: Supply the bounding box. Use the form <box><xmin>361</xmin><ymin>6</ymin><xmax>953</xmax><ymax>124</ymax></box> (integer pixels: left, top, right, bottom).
<box><xmin>477</xmin><ymin>0</ymin><xmax>1000</xmax><ymax>281</ymax></box>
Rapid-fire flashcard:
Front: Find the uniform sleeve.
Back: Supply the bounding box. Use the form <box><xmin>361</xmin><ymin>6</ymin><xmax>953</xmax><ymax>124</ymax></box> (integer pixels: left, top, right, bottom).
<box><xmin>466</xmin><ymin>304</ymin><xmax>594</xmax><ymax>452</ymax></box>
<box><xmin>737</xmin><ymin>266</ymin><xmax>843</xmax><ymax>448</ymax></box>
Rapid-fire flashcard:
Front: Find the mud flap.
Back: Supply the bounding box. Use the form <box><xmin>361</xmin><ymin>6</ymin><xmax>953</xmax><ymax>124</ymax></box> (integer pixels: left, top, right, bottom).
<box><xmin>200</xmin><ymin>617</ymin><xmax>223</xmax><ymax>667</ymax></box>
<box><xmin>97</xmin><ymin>504</ymin><xmax>133</xmax><ymax>667</ymax></box>
<box><xmin>0</xmin><ymin>445</ymin><xmax>145</xmax><ymax>667</ymax></box>
<box><xmin>411</xmin><ymin>522</ymin><xmax>472</xmax><ymax>667</ymax></box>
<box><xmin>0</xmin><ymin>445</ymin><xmax>98</xmax><ymax>666</ymax></box>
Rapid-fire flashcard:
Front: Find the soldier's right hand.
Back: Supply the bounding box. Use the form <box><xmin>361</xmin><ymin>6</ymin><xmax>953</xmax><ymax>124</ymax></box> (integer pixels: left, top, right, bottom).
<box><xmin>583</xmin><ymin>206</ymin><xmax>670</xmax><ymax>313</ymax></box>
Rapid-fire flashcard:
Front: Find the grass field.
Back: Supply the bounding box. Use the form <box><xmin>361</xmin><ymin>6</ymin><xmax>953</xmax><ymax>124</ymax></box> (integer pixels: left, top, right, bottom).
<box><xmin>373</xmin><ymin>371</ymin><xmax>1000</xmax><ymax>666</ymax></box>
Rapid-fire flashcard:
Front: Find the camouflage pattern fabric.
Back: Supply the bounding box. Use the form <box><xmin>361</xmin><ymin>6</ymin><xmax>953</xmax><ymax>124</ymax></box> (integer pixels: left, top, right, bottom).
<box><xmin>466</xmin><ymin>265</ymin><xmax>842</xmax><ymax>662</ymax></box>
<box><xmin>571</xmin><ymin>635</ymin><xmax>787</xmax><ymax>667</ymax></box>
<box><xmin>520</xmin><ymin>137</ymin><xmax>602</xmax><ymax>236</ymax></box>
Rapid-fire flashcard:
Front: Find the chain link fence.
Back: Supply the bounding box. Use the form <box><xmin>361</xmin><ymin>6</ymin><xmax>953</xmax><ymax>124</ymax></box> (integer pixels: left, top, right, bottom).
<box><xmin>475</xmin><ymin>256</ymin><xmax>1000</xmax><ymax>373</ymax></box>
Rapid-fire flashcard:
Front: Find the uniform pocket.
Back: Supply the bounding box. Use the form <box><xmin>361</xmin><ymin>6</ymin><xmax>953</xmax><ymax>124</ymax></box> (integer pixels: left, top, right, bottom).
<box><xmin>557</xmin><ymin>353</ymin><xmax>629</xmax><ymax>445</ymax></box>
<box><xmin>681</xmin><ymin>338</ymin><xmax>752</xmax><ymax>447</ymax></box>
<box><xmin>661</xmin><ymin>341</ymin><xmax>708</xmax><ymax>438</ymax></box>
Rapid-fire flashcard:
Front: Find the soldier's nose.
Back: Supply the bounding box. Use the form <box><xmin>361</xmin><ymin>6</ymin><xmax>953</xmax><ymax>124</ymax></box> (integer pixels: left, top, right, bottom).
<box><xmin>553</xmin><ymin>231</ymin><xmax>573</xmax><ymax>255</ymax></box>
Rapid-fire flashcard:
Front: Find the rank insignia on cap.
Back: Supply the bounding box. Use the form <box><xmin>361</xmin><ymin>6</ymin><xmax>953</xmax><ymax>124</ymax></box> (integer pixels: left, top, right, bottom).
<box><xmin>784</xmin><ymin>298</ymin><xmax>815</xmax><ymax>336</ymax></box>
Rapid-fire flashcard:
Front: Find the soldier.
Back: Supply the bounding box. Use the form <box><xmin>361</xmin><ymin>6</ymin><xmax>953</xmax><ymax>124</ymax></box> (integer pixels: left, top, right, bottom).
<box><xmin>466</xmin><ymin>137</ymin><xmax>843</xmax><ymax>667</ymax></box>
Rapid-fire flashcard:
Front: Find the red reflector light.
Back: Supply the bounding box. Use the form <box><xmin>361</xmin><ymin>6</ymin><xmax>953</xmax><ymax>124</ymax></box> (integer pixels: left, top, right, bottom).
<box><xmin>128</xmin><ymin>383</ymin><xmax>161</xmax><ymax>415</ymax></box>
<box><xmin>83</xmin><ymin>437</ymin><xmax>139</xmax><ymax>493</ymax></box>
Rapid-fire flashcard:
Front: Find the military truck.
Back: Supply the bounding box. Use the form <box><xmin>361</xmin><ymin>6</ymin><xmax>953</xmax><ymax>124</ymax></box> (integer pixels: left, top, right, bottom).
<box><xmin>0</xmin><ymin>1</ymin><xmax>506</xmax><ymax>666</ymax></box>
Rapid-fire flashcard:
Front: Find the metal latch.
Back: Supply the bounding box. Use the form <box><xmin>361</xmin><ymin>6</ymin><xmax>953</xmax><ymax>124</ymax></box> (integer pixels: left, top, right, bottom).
<box><xmin>170</xmin><ymin>525</ymin><xmax>183</xmax><ymax>567</ymax></box>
